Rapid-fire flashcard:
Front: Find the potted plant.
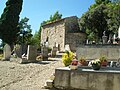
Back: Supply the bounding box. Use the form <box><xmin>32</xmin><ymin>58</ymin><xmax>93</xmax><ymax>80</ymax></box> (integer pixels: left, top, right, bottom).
<box><xmin>100</xmin><ymin>56</ymin><xmax>108</xmax><ymax>67</ymax></box>
<box><xmin>91</xmin><ymin>59</ymin><xmax>101</xmax><ymax>70</ymax></box>
<box><xmin>68</xmin><ymin>54</ymin><xmax>79</xmax><ymax>69</ymax></box>
<box><xmin>79</xmin><ymin>57</ymin><xmax>88</xmax><ymax>66</ymax></box>
<box><xmin>62</xmin><ymin>50</ymin><xmax>74</xmax><ymax>66</ymax></box>
<box><xmin>70</xmin><ymin>59</ymin><xmax>79</xmax><ymax>70</ymax></box>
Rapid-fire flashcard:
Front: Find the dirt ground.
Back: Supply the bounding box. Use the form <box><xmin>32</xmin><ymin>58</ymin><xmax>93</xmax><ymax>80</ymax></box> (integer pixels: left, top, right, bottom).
<box><xmin>0</xmin><ymin>59</ymin><xmax>63</xmax><ymax>90</ymax></box>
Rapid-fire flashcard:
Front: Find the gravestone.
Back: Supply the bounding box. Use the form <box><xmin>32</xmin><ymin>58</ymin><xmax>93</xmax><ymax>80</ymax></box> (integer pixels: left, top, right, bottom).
<box><xmin>102</xmin><ymin>31</ymin><xmax>107</xmax><ymax>44</ymax></box>
<box><xmin>14</xmin><ymin>44</ymin><xmax>22</xmax><ymax>58</ymax></box>
<box><xmin>3</xmin><ymin>44</ymin><xmax>11</xmax><ymax>60</ymax></box>
<box><xmin>26</xmin><ymin>45</ymin><xmax>37</xmax><ymax>62</ymax></box>
<box><xmin>51</xmin><ymin>46</ymin><xmax>58</xmax><ymax>57</ymax></box>
<box><xmin>21</xmin><ymin>44</ymin><xmax>27</xmax><ymax>55</ymax></box>
<box><xmin>41</xmin><ymin>46</ymin><xmax>48</xmax><ymax>61</ymax></box>
<box><xmin>65</xmin><ymin>44</ymin><xmax>71</xmax><ymax>51</ymax></box>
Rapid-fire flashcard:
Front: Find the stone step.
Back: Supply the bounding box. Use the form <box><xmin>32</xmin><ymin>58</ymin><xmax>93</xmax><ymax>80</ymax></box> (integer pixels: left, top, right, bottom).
<box><xmin>55</xmin><ymin>52</ymin><xmax>65</xmax><ymax>58</ymax></box>
<box><xmin>44</xmin><ymin>79</ymin><xmax>54</xmax><ymax>89</ymax></box>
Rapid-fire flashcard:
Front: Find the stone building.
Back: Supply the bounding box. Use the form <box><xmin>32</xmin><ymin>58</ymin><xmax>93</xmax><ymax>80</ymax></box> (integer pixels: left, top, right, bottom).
<box><xmin>41</xmin><ymin>16</ymin><xmax>86</xmax><ymax>52</ymax></box>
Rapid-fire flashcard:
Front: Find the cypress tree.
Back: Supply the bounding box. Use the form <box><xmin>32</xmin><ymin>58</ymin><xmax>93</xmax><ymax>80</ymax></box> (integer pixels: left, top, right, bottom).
<box><xmin>0</xmin><ymin>0</ymin><xmax>23</xmax><ymax>47</ymax></box>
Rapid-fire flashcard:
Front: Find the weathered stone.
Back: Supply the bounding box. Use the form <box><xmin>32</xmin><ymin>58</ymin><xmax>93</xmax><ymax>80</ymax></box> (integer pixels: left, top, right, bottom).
<box><xmin>27</xmin><ymin>45</ymin><xmax>37</xmax><ymax>62</ymax></box>
<box><xmin>102</xmin><ymin>36</ymin><xmax>107</xmax><ymax>44</ymax></box>
<box><xmin>54</xmin><ymin>67</ymin><xmax>120</xmax><ymax>90</ymax></box>
<box><xmin>51</xmin><ymin>46</ymin><xmax>58</xmax><ymax>57</ymax></box>
<box><xmin>45</xmin><ymin>80</ymin><xmax>53</xmax><ymax>89</ymax></box>
<box><xmin>10</xmin><ymin>57</ymin><xmax>23</xmax><ymax>63</ymax></box>
<box><xmin>14</xmin><ymin>44</ymin><xmax>22</xmax><ymax>58</ymax></box>
<box><xmin>41</xmin><ymin>16</ymin><xmax>86</xmax><ymax>52</ymax></box>
<box><xmin>54</xmin><ymin>67</ymin><xmax>70</xmax><ymax>89</ymax></box>
<box><xmin>3</xmin><ymin>44</ymin><xmax>11</xmax><ymax>60</ymax></box>
<box><xmin>76</xmin><ymin>45</ymin><xmax>120</xmax><ymax>61</ymax></box>
<box><xmin>41</xmin><ymin>46</ymin><xmax>48</xmax><ymax>61</ymax></box>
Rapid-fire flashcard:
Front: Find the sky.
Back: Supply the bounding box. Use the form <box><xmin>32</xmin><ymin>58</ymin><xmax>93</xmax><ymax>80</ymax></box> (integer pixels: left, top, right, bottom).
<box><xmin>0</xmin><ymin>0</ymin><xmax>95</xmax><ymax>34</ymax></box>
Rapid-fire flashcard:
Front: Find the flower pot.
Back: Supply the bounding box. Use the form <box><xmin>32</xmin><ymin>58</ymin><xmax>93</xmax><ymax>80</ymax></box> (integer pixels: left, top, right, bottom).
<box><xmin>69</xmin><ymin>65</ymin><xmax>78</xmax><ymax>70</ymax></box>
<box><xmin>79</xmin><ymin>61</ymin><xmax>88</xmax><ymax>66</ymax></box>
<box><xmin>101</xmin><ymin>61</ymin><xmax>108</xmax><ymax>67</ymax></box>
<box><xmin>92</xmin><ymin>65</ymin><xmax>101</xmax><ymax>70</ymax></box>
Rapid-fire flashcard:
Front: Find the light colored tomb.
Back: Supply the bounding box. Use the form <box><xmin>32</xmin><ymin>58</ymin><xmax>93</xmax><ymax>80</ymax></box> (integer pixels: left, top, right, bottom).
<box><xmin>41</xmin><ymin>16</ymin><xmax>86</xmax><ymax>51</ymax></box>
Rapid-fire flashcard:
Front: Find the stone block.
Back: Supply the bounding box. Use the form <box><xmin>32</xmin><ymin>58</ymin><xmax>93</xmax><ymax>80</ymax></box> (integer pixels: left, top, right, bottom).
<box><xmin>54</xmin><ymin>67</ymin><xmax>120</xmax><ymax>90</ymax></box>
<box><xmin>41</xmin><ymin>46</ymin><xmax>48</xmax><ymax>60</ymax></box>
<box><xmin>27</xmin><ymin>45</ymin><xmax>37</xmax><ymax>62</ymax></box>
<box><xmin>3</xmin><ymin>44</ymin><xmax>11</xmax><ymax>60</ymax></box>
<box><xmin>77</xmin><ymin>45</ymin><xmax>120</xmax><ymax>60</ymax></box>
<box><xmin>45</xmin><ymin>80</ymin><xmax>53</xmax><ymax>88</ymax></box>
<box><xmin>70</xmin><ymin>71</ymin><xmax>88</xmax><ymax>89</ymax></box>
<box><xmin>54</xmin><ymin>67</ymin><xmax>70</xmax><ymax>89</ymax></box>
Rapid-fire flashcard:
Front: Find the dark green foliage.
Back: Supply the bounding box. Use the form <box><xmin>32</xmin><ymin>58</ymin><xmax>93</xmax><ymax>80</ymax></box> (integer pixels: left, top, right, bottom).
<box><xmin>79</xmin><ymin>4</ymin><xmax>108</xmax><ymax>41</ymax></box>
<box><xmin>49</xmin><ymin>11</ymin><xmax>62</xmax><ymax>22</ymax></box>
<box><xmin>78</xmin><ymin>0</ymin><xmax>120</xmax><ymax>41</ymax></box>
<box><xmin>95</xmin><ymin>0</ymin><xmax>111</xmax><ymax>4</ymax></box>
<box><xmin>107</xmin><ymin>2</ymin><xmax>120</xmax><ymax>33</ymax></box>
<box><xmin>0</xmin><ymin>0</ymin><xmax>23</xmax><ymax>46</ymax></box>
<box><xmin>17</xmin><ymin>17</ymin><xmax>33</xmax><ymax>45</ymax></box>
<box><xmin>41</xmin><ymin>11</ymin><xmax>62</xmax><ymax>26</ymax></box>
<box><xmin>31</xmin><ymin>31</ymin><xmax>41</xmax><ymax>50</ymax></box>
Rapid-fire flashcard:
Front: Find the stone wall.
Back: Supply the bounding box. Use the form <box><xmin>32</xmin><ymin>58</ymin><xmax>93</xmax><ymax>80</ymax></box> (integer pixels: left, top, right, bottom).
<box><xmin>54</xmin><ymin>67</ymin><xmax>120</xmax><ymax>90</ymax></box>
<box><xmin>41</xmin><ymin>16</ymin><xmax>86</xmax><ymax>51</ymax></box>
<box><xmin>65</xmin><ymin>16</ymin><xmax>80</xmax><ymax>33</ymax></box>
<box><xmin>41</xmin><ymin>19</ymin><xmax>65</xmax><ymax>51</ymax></box>
<box><xmin>65</xmin><ymin>33</ymin><xmax>86</xmax><ymax>51</ymax></box>
<box><xmin>76</xmin><ymin>45</ymin><xmax>120</xmax><ymax>60</ymax></box>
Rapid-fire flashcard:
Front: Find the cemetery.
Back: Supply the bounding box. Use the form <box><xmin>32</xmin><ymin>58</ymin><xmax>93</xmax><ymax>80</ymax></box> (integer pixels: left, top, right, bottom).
<box><xmin>0</xmin><ymin>16</ymin><xmax>120</xmax><ymax>89</ymax></box>
<box><xmin>0</xmin><ymin>0</ymin><xmax>120</xmax><ymax>90</ymax></box>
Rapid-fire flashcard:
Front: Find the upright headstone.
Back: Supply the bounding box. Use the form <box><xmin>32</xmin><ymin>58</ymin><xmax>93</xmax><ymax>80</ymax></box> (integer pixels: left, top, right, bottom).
<box><xmin>51</xmin><ymin>46</ymin><xmax>58</xmax><ymax>57</ymax></box>
<box><xmin>102</xmin><ymin>31</ymin><xmax>107</xmax><ymax>44</ymax></box>
<box><xmin>41</xmin><ymin>46</ymin><xmax>48</xmax><ymax>61</ymax></box>
<box><xmin>65</xmin><ymin>44</ymin><xmax>71</xmax><ymax>51</ymax></box>
<box><xmin>14</xmin><ymin>44</ymin><xmax>22</xmax><ymax>58</ymax></box>
<box><xmin>21</xmin><ymin>44</ymin><xmax>27</xmax><ymax>55</ymax></box>
<box><xmin>3</xmin><ymin>44</ymin><xmax>11</xmax><ymax>60</ymax></box>
<box><xmin>86</xmin><ymin>39</ymin><xmax>89</xmax><ymax>44</ymax></box>
<box><xmin>27</xmin><ymin>45</ymin><xmax>37</xmax><ymax>62</ymax></box>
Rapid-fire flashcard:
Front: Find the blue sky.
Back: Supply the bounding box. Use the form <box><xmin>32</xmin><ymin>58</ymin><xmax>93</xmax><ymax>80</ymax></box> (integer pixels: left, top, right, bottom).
<box><xmin>0</xmin><ymin>0</ymin><xmax>95</xmax><ymax>34</ymax></box>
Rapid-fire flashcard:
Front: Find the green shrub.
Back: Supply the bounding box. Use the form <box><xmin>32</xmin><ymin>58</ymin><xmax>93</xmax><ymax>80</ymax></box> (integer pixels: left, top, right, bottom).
<box><xmin>62</xmin><ymin>51</ymin><xmax>74</xmax><ymax>66</ymax></box>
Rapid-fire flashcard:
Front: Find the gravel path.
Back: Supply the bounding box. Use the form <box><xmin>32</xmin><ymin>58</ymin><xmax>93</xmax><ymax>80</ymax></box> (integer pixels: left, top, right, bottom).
<box><xmin>0</xmin><ymin>60</ymin><xmax>63</xmax><ymax>90</ymax></box>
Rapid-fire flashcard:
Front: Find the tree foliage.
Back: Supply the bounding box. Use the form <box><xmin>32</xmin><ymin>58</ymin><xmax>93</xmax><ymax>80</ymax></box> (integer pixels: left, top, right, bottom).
<box><xmin>31</xmin><ymin>31</ymin><xmax>41</xmax><ymax>50</ymax></box>
<box><xmin>107</xmin><ymin>2</ymin><xmax>120</xmax><ymax>33</ymax></box>
<box><xmin>95</xmin><ymin>0</ymin><xmax>111</xmax><ymax>4</ymax></box>
<box><xmin>17</xmin><ymin>17</ymin><xmax>33</xmax><ymax>45</ymax></box>
<box><xmin>41</xmin><ymin>11</ymin><xmax>62</xmax><ymax>26</ymax></box>
<box><xmin>78</xmin><ymin>0</ymin><xmax>120</xmax><ymax>41</ymax></box>
<box><xmin>0</xmin><ymin>0</ymin><xmax>23</xmax><ymax>46</ymax></box>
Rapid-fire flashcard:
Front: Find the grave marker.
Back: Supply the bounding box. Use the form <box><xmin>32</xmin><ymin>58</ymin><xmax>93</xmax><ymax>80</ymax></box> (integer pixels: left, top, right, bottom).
<box><xmin>3</xmin><ymin>44</ymin><xmax>11</xmax><ymax>60</ymax></box>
